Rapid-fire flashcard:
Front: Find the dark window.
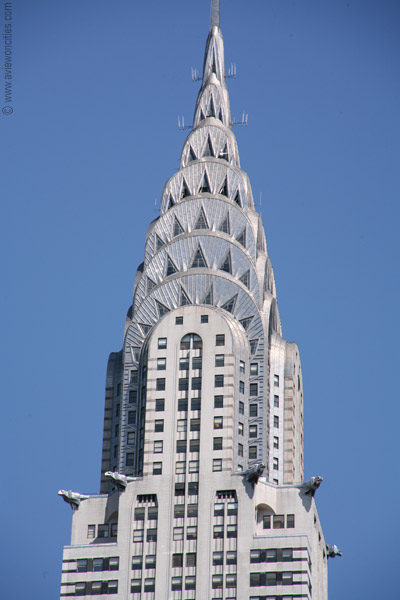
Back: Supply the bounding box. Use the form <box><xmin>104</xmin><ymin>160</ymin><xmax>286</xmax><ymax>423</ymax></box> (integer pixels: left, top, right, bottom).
<box><xmin>250</xmin><ymin>549</ymin><xmax>261</xmax><ymax>563</ymax></box>
<box><xmin>263</xmin><ymin>515</ymin><xmax>271</xmax><ymax>529</ymax></box>
<box><xmin>249</xmin><ymin>445</ymin><xmax>257</xmax><ymax>459</ymax></box>
<box><xmin>191</xmin><ymin>377</ymin><xmax>202</xmax><ymax>390</ymax></box>
<box><xmin>146</xmin><ymin>528</ymin><xmax>157</xmax><ymax>542</ymax></box>
<box><xmin>156</xmin><ymin>398</ymin><xmax>164</xmax><ymax>412</ymax></box>
<box><xmin>172</xmin><ymin>553</ymin><xmax>183</xmax><ymax>567</ymax></box>
<box><xmin>128</xmin><ymin>410</ymin><xmax>136</xmax><ymax>425</ymax></box>
<box><xmin>282</xmin><ymin>548</ymin><xmax>293</xmax><ymax>561</ymax></box>
<box><xmin>129</xmin><ymin>390</ymin><xmax>137</xmax><ymax>404</ymax></box>
<box><xmin>145</xmin><ymin>555</ymin><xmax>156</xmax><ymax>568</ymax></box>
<box><xmin>179</xmin><ymin>357</ymin><xmax>189</xmax><ymax>370</ymax></box>
<box><xmin>238</xmin><ymin>443</ymin><xmax>243</xmax><ymax>457</ymax></box>
<box><xmin>77</xmin><ymin>559</ymin><xmax>88</xmax><ymax>572</ymax></box>
<box><xmin>131</xmin><ymin>556</ymin><xmax>142</xmax><ymax>570</ymax></box>
<box><xmin>266</xmin><ymin>572</ymin><xmax>277</xmax><ymax>586</ymax></box>
<box><xmin>213</xmin><ymin>551</ymin><xmax>223</xmax><ymax>566</ymax></box>
<box><xmin>274</xmin><ymin>415</ymin><xmax>279</xmax><ymax>428</ymax></box>
<box><xmin>186</xmin><ymin>553</ymin><xmax>196</xmax><ymax>567</ymax></box>
<box><xmin>214</xmin><ymin>395</ymin><xmax>223</xmax><ymax>408</ymax></box>
<box><xmin>214</xmin><ymin>416</ymin><xmax>223</xmax><ymax>429</ymax></box>
<box><xmin>185</xmin><ymin>576</ymin><xmax>196</xmax><ymax>590</ymax></box>
<box><xmin>153</xmin><ymin>462</ymin><xmax>162</xmax><ymax>475</ymax></box>
<box><xmin>287</xmin><ymin>514</ymin><xmax>295</xmax><ymax>528</ymax></box>
<box><xmin>192</xmin><ymin>357</ymin><xmax>202</xmax><ymax>370</ymax></box>
<box><xmin>274</xmin><ymin>394</ymin><xmax>279</xmax><ymax>407</ymax></box>
<box><xmin>273</xmin><ymin>515</ymin><xmax>285</xmax><ymax>529</ymax></box>
<box><xmin>201</xmin><ymin>315</ymin><xmax>208</xmax><ymax>323</ymax></box>
<box><xmin>239</xmin><ymin>381</ymin><xmax>245</xmax><ymax>393</ymax></box>
<box><xmin>213</xmin><ymin>437</ymin><xmax>223</xmax><ymax>450</ymax></box>
<box><xmin>156</xmin><ymin>378</ymin><xmax>165</xmax><ymax>391</ymax></box>
<box><xmin>282</xmin><ymin>572</ymin><xmax>293</xmax><ymax>585</ymax></box>
<box><xmin>154</xmin><ymin>419</ymin><xmax>164</xmax><ymax>432</ymax></box>
<box><xmin>273</xmin><ymin>435</ymin><xmax>279</xmax><ymax>449</ymax></box>
<box><xmin>249</xmin><ymin>404</ymin><xmax>258</xmax><ymax>417</ymax></box>
<box><xmin>215</xmin><ymin>374</ymin><xmax>224</xmax><ymax>387</ymax></box>
<box><xmin>179</xmin><ymin>378</ymin><xmax>189</xmax><ymax>391</ymax></box>
<box><xmin>239</xmin><ymin>401</ymin><xmax>244</xmax><ymax>414</ymax></box>
<box><xmin>215</xmin><ymin>354</ymin><xmax>225</xmax><ymax>367</ymax></box>
<box><xmin>158</xmin><ymin>337</ymin><xmax>167</xmax><ymax>349</ymax></box>
<box><xmin>249</xmin><ymin>424</ymin><xmax>257</xmax><ymax>438</ymax></box>
<box><xmin>250</xmin><ymin>573</ymin><xmax>262</xmax><ymax>587</ymax></box>
<box><xmin>273</xmin><ymin>457</ymin><xmax>279</xmax><ymax>470</ymax></box>
<box><xmin>171</xmin><ymin>576</ymin><xmax>182</xmax><ymax>591</ymax></box>
<box><xmin>226</xmin><ymin>551</ymin><xmax>237</xmax><ymax>565</ymax></box>
<box><xmin>266</xmin><ymin>549</ymin><xmax>277</xmax><ymax>562</ymax></box>
<box><xmin>249</xmin><ymin>382</ymin><xmax>258</xmax><ymax>396</ymax></box>
<box><xmin>188</xmin><ymin>482</ymin><xmax>198</xmax><ymax>495</ymax></box>
<box><xmin>187</xmin><ymin>504</ymin><xmax>198</xmax><ymax>517</ymax></box>
<box><xmin>178</xmin><ymin>398</ymin><xmax>188</xmax><ymax>411</ymax></box>
<box><xmin>176</xmin><ymin>316</ymin><xmax>183</xmax><ymax>324</ymax></box>
<box><xmin>189</xmin><ymin>439</ymin><xmax>200</xmax><ymax>452</ymax></box>
<box><xmin>216</xmin><ymin>334</ymin><xmax>225</xmax><ymax>346</ymax></box>
<box><xmin>212</xmin><ymin>574</ymin><xmax>223</xmax><ymax>589</ymax></box>
<box><xmin>186</xmin><ymin>526</ymin><xmax>197</xmax><ymax>540</ymax></box>
<box><xmin>190</xmin><ymin>418</ymin><xmax>200</xmax><ymax>431</ymax></box>
<box><xmin>213</xmin><ymin>525</ymin><xmax>224</xmax><ymax>538</ymax></box>
<box><xmin>131</xmin><ymin>579</ymin><xmax>142</xmax><ymax>593</ymax></box>
<box><xmin>227</xmin><ymin>524</ymin><xmax>237</xmax><ymax>538</ymax></box>
<box><xmin>174</xmin><ymin>505</ymin><xmax>185</xmax><ymax>518</ymax></box>
<box><xmin>176</xmin><ymin>440</ymin><xmax>186</xmax><ymax>453</ymax></box>
<box><xmin>134</xmin><ymin>507</ymin><xmax>145</xmax><ymax>521</ymax></box>
<box><xmin>191</xmin><ymin>397</ymin><xmax>201</xmax><ymax>410</ymax></box>
<box><xmin>148</xmin><ymin>507</ymin><xmax>158</xmax><ymax>521</ymax></box>
<box><xmin>126</xmin><ymin>453</ymin><xmax>134</xmax><ymax>466</ymax></box>
<box><xmin>274</xmin><ymin>374</ymin><xmax>279</xmax><ymax>387</ymax></box>
<box><xmin>157</xmin><ymin>357</ymin><xmax>166</xmax><ymax>370</ymax></box>
<box><xmin>144</xmin><ymin>578</ymin><xmax>155</xmax><ymax>592</ymax></box>
<box><xmin>226</xmin><ymin>574</ymin><xmax>237</xmax><ymax>588</ymax></box>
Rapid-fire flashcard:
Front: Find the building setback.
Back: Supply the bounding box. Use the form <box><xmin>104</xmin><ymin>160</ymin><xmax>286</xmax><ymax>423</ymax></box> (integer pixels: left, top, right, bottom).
<box><xmin>59</xmin><ymin>2</ymin><xmax>331</xmax><ymax>598</ymax></box>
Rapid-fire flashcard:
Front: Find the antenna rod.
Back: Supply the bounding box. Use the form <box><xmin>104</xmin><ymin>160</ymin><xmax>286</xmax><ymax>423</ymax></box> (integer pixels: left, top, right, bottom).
<box><xmin>210</xmin><ymin>0</ymin><xmax>220</xmax><ymax>29</ymax></box>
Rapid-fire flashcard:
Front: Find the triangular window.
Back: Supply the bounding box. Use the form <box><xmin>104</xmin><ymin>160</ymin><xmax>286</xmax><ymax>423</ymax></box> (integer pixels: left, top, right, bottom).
<box><xmin>218</xmin><ymin>213</ymin><xmax>230</xmax><ymax>235</ymax></box>
<box><xmin>236</xmin><ymin>227</ymin><xmax>246</xmax><ymax>248</ymax></box>
<box><xmin>239</xmin><ymin>270</ymin><xmax>250</xmax><ymax>289</ymax></box>
<box><xmin>219</xmin><ymin>251</ymin><xmax>232</xmax><ymax>274</ymax></box>
<box><xmin>168</xmin><ymin>194</ymin><xmax>175</xmax><ymax>209</ymax></box>
<box><xmin>181</xmin><ymin>178</ymin><xmax>191</xmax><ymax>200</ymax></box>
<box><xmin>166</xmin><ymin>255</ymin><xmax>178</xmax><ymax>276</ymax></box>
<box><xmin>240</xmin><ymin>316</ymin><xmax>254</xmax><ymax>331</ymax></box>
<box><xmin>233</xmin><ymin>189</ymin><xmax>241</xmax><ymax>206</ymax></box>
<box><xmin>208</xmin><ymin>96</ymin><xmax>216</xmax><ymax>118</ymax></box>
<box><xmin>156</xmin><ymin>300</ymin><xmax>170</xmax><ymax>317</ymax></box>
<box><xmin>199</xmin><ymin>108</ymin><xmax>205</xmax><ymax>121</ymax></box>
<box><xmin>194</xmin><ymin>208</ymin><xmax>208</xmax><ymax>230</ymax></box>
<box><xmin>210</xmin><ymin>51</ymin><xmax>217</xmax><ymax>75</ymax></box>
<box><xmin>147</xmin><ymin>277</ymin><xmax>156</xmax><ymax>293</ymax></box>
<box><xmin>189</xmin><ymin>146</ymin><xmax>197</xmax><ymax>162</ymax></box>
<box><xmin>191</xmin><ymin>246</ymin><xmax>208</xmax><ymax>269</ymax></box>
<box><xmin>218</xmin><ymin>108</ymin><xmax>223</xmax><ymax>122</ymax></box>
<box><xmin>180</xmin><ymin>287</ymin><xmax>192</xmax><ymax>306</ymax></box>
<box><xmin>203</xmin><ymin>136</ymin><xmax>214</xmax><ymax>157</ymax></box>
<box><xmin>203</xmin><ymin>285</ymin><xmax>214</xmax><ymax>305</ymax></box>
<box><xmin>173</xmin><ymin>217</ymin><xmax>184</xmax><ymax>237</ymax></box>
<box><xmin>219</xmin><ymin>143</ymin><xmax>228</xmax><ymax>160</ymax></box>
<box><xmin>198</xmin><ymin>171</ymin><xmax>211</xmax><ymax>194</ymax></box>
<box><xmin>249</xmin><ymin>339</ymin><xmax>258</xmax><ymax>355</ymax></box>
<box><xmin>139</xmin><ymin>323</ymin><xmax>152</xmax><ymax>336</ymax></box>
<box><xmin>156</xmin><ymin>234</ymin><xmax>165</xmax><ymax>252</ymax></box>
<box><xmin>222</xmin><ymin>294</ymin><xmax>237</xmax><ymax>314</ymax></box>
<box><xmin>219</xmin><ymin>176</ymin><xmax>228</xmax><ymax>197</ymax></box>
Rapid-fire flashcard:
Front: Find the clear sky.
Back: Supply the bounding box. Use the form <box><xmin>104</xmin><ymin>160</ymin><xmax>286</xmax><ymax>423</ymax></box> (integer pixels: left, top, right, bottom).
<box><xmin>1</xmin><ymin>1</ymin><xmax>399</xmax><ymax>598</ymax></box>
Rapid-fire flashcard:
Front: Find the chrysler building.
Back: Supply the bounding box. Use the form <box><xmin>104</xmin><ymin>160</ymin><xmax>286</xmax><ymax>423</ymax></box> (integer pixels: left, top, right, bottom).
<box><xmin>59</xmin><ymin>2</ymin><xmax>333</xmax><ymax>598</ymax></box>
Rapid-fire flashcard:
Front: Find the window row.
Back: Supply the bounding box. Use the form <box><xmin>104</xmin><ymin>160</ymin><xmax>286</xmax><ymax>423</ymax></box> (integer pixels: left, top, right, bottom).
<box><xmin>250</xmin><ymin>572</ymin><xmax>296</xmax><ymax>586</ymax></box>
<box><xmin>74</xmin><ymin>580</ymin><xmax>118</xmax><ymax>595</ymax></box>
<box><xmin>214</xmin><ymin>501</ymin><xmax>238</xmax><ymax>516</ymax></box>
<box><xmin>250</xmin><ymin>548</ymin><xmax>294</xmax><ymax>563</ymax></box>
<box><xmin>212</xmin><ymin>574</ymin><xmax>237</xmax><ymax>589</ymax></box>
<box><xmin>133</xmin><ymin>506</ymin><xmax>158</xmax><ymax>521</ymax></box>
<box><xmin>87</xmin><ymin>524</ymin><xmax>117</xmax><ymax>539</ymax></box>
<box><xmin>170</xmin><ymin>575</ymin><xmax>196</xmax><ymax>591</ymax></box>
<box><xmin>177</xmin><ymin>397</ymin><xmax>202</xmax><ymax>411</ymax></box>
<box><xmin>174</xmin><ymin>503</ymin><xmax>198</xmax><ymax>518</ymax></box>
<box><xmin>179</xmin><ymin>356</ymin><xmax>203</xmax><ymax>370</ymax></box>
<box><xmin>213</xmin><ymin>524</ymin><xmax>237</xmax><ymax>538</ymax></box>
<box><xmin>174</xmin><ymin>439</ymin><xmax>201</xmax><ymax>453</ymax></box>
<box><xmin>131</xmin><ymin>554</ymin><xmax>156</xmax><ymax>570</ymax></box>
<box><xmin>173</xmin><ymin>526</ymin><xmax>198</xmax><ymax>540</ymax></box>
<box><xmin>75</xmin><ymin>557</ymin><xmax>119</xmax><ymax>573</ymax></box>
<box><xmin>263</xmin><ymin>514</ymin><xmax>295</xmax><ymax>530</ymax></box>
<box><xmin>133</xmin><ymin>529</ymin><xmax>158</xmax><ymax>542</ymax></box>
<box><xmin>212</xmin><ymin>550</ymin><xmax>237</xmax><ymax>565</ymax></box>
<box><xmin>131</xmin><ymin>578</ymin><xmax>155</xmax><ymax>593</ymax></box>
<box><xmin>175</xmin><ymin>482</ymin><xmax>199</xmax><ymax>496</ymax></box>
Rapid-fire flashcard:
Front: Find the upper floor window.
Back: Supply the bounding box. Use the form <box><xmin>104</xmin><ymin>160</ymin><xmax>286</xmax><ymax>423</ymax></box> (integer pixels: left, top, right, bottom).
<box><xmin>215</xmin><ymin>354</ymin><xmax>225</xmax><ymax>367</ymax></box>
<box><xmin>274</xmin><ymin>374</ymin><xmax>280</xmax><ymax>387</ymax></box>
<box><xmin>180</xmin><ymin>333</ymin><xmax>202</xmax><ymax>350</ymax></box>
<box><xmin>214</xmin><ymin>416</ymin><xmax>223</xmax><ymax>429</ymax></box>
<box><xmin>250</xmin><ymin>363</ymin><xmax>259</xmax><ymax>375</ymax></box>
<box><xmin>157</xmin><ymin>358</ymin><xmax>166</xmax><ymax>370</ymax></box>
<box><xmin>158</xmin><ymin>337</ymin><xmax>167</xmax><ymax>349</ymax></box>
<box><xmin>215</xmin><ymin>375</ymin><xmax>224</xmax><ymax>388</ymax></box>
<box><xmin>216</xmin><ymin>334</ymin><xmax>225</xmax><ymax>346</ymax></box>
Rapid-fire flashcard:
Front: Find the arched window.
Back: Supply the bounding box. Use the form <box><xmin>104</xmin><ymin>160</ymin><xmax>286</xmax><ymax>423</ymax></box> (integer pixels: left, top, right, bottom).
<box><xmin>180</xmin><ymin>334</ymin><xmax>202</xmax><ymax>351</ymax></box>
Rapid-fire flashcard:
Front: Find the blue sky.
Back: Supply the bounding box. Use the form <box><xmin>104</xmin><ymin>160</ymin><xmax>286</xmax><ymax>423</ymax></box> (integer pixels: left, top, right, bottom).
<box><xmin>1</xmin><ymin>1</ymin><xmax>399</xmax><ymax>598</ymax></box>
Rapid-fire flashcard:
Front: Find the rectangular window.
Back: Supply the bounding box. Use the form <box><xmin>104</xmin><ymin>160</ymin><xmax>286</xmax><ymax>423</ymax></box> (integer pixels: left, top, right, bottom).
<box><xmin>115</xmin><ymin>424</ymin><xmax>119</xmax><ymax>438</ymax></box>
<box><xmin>227</xmin><ymin>502</ymin><xmax>237</xmax><ymax>515</ymax></box>
<box><xmin>273</xmin><ymin>436</ymin><xmax>279</xmax><ymax>449</ymax></box>
<box><xmin>157</xmin><ymin>357</ymin><xmax>166</xmax><ymax>370</ymax></box>
<box><xmin>108</xmin><ymin>557</ymin><xmax>119</xmax><ymax>570</ymax></box>
<box><xmin>185</xmin><ymin>576</ymin><xmax>196</xmax><ymax>590</ymax></box>
<box><xmin>191</xmin><ymin>377</ymin><xmax>202</xmax><ymax>390</ymax></box>
<box><xmin>215</xmin><ymin>374</ymin><xmax>224</xmax><ymax>387</ymax></box>
<box><xmin>133</xmin><ymin>529</ymin><xmax>144</xmax><ymax>542</ymax></box>
<box><xmin>238</xmin><ymin>422</ymin><xmax>244</xmax><ymax>435</ymax></box>
<box><xmin>146</xmin><ymin>528</ymin><xmax>157</xmax><ymax>542</ymax></box>
<box><xmin>175</xmin><ymin>461</ymin><xmax>185</xmax><ymax>474</ymax></box>
<box><xmin>186</xmin><ymin>526</ymin><xmax>197</xmax><ymax>540</ymax></box>
<box><xmin>176</xmin><ymin>440</ymin><xmax>186</xmax><ymax>453</ymax></box>
<box><xmin>190</xmin><ymin>418</ymin><xmax>200</xmax><ymax>431</ymax></box>
<box><xmin>134</xmin><ymin>507</ymin><xmax>145</xmax><ymax>521</ymax></box>
<box><xmin>250</xmin><ymin>549</ymin><xmax>261</xmax><ymax>563</ymax></box>
<box><xmin>263</xmin><ymin>514</ymin><xmax>271</xmax><ymax>529</ymax></box>
<box><xmin>175</xmin><ymin>316</ymin><xmax>183</xmax><ymax>325</ymax></box>
<box><xmin>238</xmin><ymin>443</ymin><xmax>243</xmax><ymax>457</ymax></box>
<box><xmin>249</xmin><ymin>382</ymin><xmax>258</xmax><ymax>396</ymax></box>
<box><xmin>179</xmin><ymin>357</ymin><xmax>189</xmax><ymax>370</ymax></box>
<box><xmin>178</xmin><ymin>398</ymin><xmax>188</xmax><ymax>411</ymax></box>
<box><xmin>191</xmin><ymin>397</ymin><xmax>201</xmax><ymax>410</ymax></box>
<box><xmin>212</xmin><ymin>574</ymin><xmax>223</xmax><ymax>589</ymax></box>
<box><xmin>144</xmin><ymin>578</ymin><xmax>155</xmax><ymax>592</ymax></box>
<box><xmin>132</xmin><ymin>555</ymin><xmax>143</xmax><ymax>570</ymax></box>
<box><xmin>226</xmin><ymin>574</ymin><xmax>237</xmax><ymax>588</ymax></box>
<box><xmin>177</xmin><ymin>418</ymin><xmax>187</xmax><ymax>432</ymax></box>
<box><xmin>274</xmin><ymin>394</ymin><xmax>279</xmax><ymax>407</ymax></box>
<box><xmin>273</xmin><ymin>457</ymin><xmax>279</xmax><ymax>470</ymax></box>
<box><xmin>188</xmin><ymin>460</ymin><xmax>199</xmax><ymax>473</ymax></box>
<box><xmin>215</xmin><ymin>354</ymin><xmax>225</xmax><ymax>367</ymax></box>
<box><xmin>192</xmin><ymin>356</ymin><xmax>202</xmax><ymax>370</ymax></box>
<box><xmin>77</xmin><ymin>559</ymin><xmax>88</xmax><ymax>572</ymax></box>
<box><xmin>128</xmin><ymin>410</ymin><xmax>136</xmax><ymax>425</ymax></box>
<box><xmin>154</xmin><ymin>440</ymin><xmax>163</xmax><ymax>453</ymax></box>
<box><xmin>175</xmin><ymin>482</ymin><xmax>185</xmax><ymax>496</ymax></box>
<box><xmin>266</xmin><ymin>548</ymin><xmax>277</xmax><ymax>562</ymax></box>
<box><xmin>249</xmin><ymin>445</ymin><xmax>257</xmax><ymax>459</ymax></box>
<box><xmin>213</xmin><ymin>525</ymin><xmax>224</xmax><ymax>538</ymax></box>
<box><xmin>131</xmin><ymin>579</ymin><xmax>141</xmax><ymax>593</ymax></box>
<box><xmin>266</xmin><ymin>572</ymin><xmax>277</xmax><ymax>586</ymax></box>
<box><xmin>274</xmin><ymin>374</ymin><xmax>279</xmax><ymax>387</ymax></box>
<box><xmin>287</xmin><ymin>514</ymin><xmax>295</xmax><ymax>528</ymax></box>
<box><xmin>87</xmin><ymin>524</ymin><xmax>96</xmax><ymax>539</ymax></box>
<box><xmin>174</xmin><ymin>505</ymin><xmax>185</xmax><ymax>518</ymax></box>
<box><xmin>214</xmin><ymin>502</ymin><xmax>224</xmax><ymax>516</ymax></box>
<box><xmin>273</xmin><ymin>514</ymin><xmax>285</xmax><ymax>529</ymax></box>
<box><xmin>249</xmin><ymin>403</ymin><xmax>258</xmax><ymax>417</ymax></box>
<box><xmin>127</xmin><ymin>431</ymin><xmax>135</xmax><ymax>445</ymax></box>
<box><xmin>188</xmin><ymin>481</ymin><xmax>198</xmax><ymax>495</ymax></box>
<box><xmin>93</xmin><ymin>558</ymin><xmax>104</xmax><ymax>572</ymax></box>
<box><xmin>153</xmin><ymin>461</ymin><xmax>162</xmax><ymax>475</ymax></box>
<box><xmin>179</xmin><ymin>377</ymin><xmax>189</xmax><ymax>391</ymax></box>
<box><xmin>227</xmin><ymin>524</ymin><xmax>237</xmax><ymax>538</ymax></box>
<box><xmin>239</xmin><ymin>380</ymin><xmax>245</xmax><ymax>393</ymax></box>
<box><xmin>110</xmin><ymin>523</ymin><xmax>117</xmax><ymax>537</ymax></box>
<box><xmin>239</xmin><ymin>360</ymin><xmax>245</xmax><ymax>373</ymax></box>
<box><xmin>186</xmin><ymin>553</ymin><xmax>196</xmax><ymax>567</ymax></box>
<box><xmin>173</xmin><ymin>527</ymin><xmax>184</xmax><ymax>541</ymax></box>
<box><xmin>130</xmin><ymin>370</ymin><xmax>138</xmax><ymax>384</ymax></box>
<box><xmin>282</xmin><ymin>572</ymin><xmax>293</xmax><ymax>585</ymax></box>
<box><xmin>126</xmin><ymin>452</ymin><xmax>134</xmax><ymax>466</ymax></box>
<box><xmin>213</xmin><ymin>458</ymin><xmax>222</xmax><ymax>471</ymax></box>
<box><xmin>129</xmin><ymin>390</ymin><xmax>137</xmax><ymax>404</ymax></box>
<box><xmin>171</xmin><ymin>576</ymin><xmax>182</xmax><ymax>591</ymax></box>
<box><xmin>116</xmin><ymin>403</ymin><xmax>120</xmax><ymax>417</ymax></box>
<box><xmin>274</xmin><ymin>415</ymin><xmax>279</xmax><ymax>428</ymax></box>
<box><xmin>154</xmin><ymin>419</ymin><xmax>164</xmax><ymax>432</ymax></box>
<box><xmin>75</xmin><ymin>583</ymin><xmax>86</xmax><ymax>595</ymax></box>
<box><xmin>239</xmin><ymin>401</ymin><xmax>244</xmax><ymax>414</ymax></box>
<box><xmin>172</xmin><ymin>553</ymin><xmax>183</xmax><ymax>567</ymax></box>
<box><xmin>214</xmin><ymin>416</ymin><xmax>223</xmax><ymax>429</ymax></box>
<box><xmin>156</xmin><ymin>398</ymin><xmax>164</xmax><ymax>412</ymax></box>
<box><xmin>282</xmin><ymin>548</ymin><xmax>293</xmax><ymax>561</ymax></box>
<box><xmin>145</xmin><ymin>555</ymin><xmax>156</xmax><ymax>568</ymax></box>
<box><xmin>156</xmin><ymin>378</ymin><xmax>166</xmax><ymax>391</ymax></box>
<box><xmin>249</xmin><ymin>424</ymin><xmax>257</xmax><ymax>438</ymax></box>
<box><xmin>187</xmin><ymin>503</ymin><xmax>198</xmax><ymax>517</ymax></box>
<box><xmin>213</xmin><ymin>437</ymin><xmax>222</xmax><ymax>450</ymax></box>
<box><xmin>250</xmin><ymin>362</ymin><xmax>258</xmax><ymax>375</ymax></box>
<box><xmin>201</xmin><ymin>314</ymin><xmax>208</xmax><ymax>323</ymax></box>
<box><xmin>158</xmin><ymin>337</ymin><xmax>167</xmax><ymax>349</ymax></box>
<box><xmin>189</xmin><ymin>439</ymin><xmax>200</xmax><ymax>452</ymax></box>
<box><xmin>213</xmin><ymin>551</ymin><xmax>223</xmax><ymax>566</ymax></box>
<box><xmin>250</xmin><ymin>573</ymin><xmax>262</xmax><ymax>587</ymax></box>
<box><xmin>214</xmin><ymin>395</ymin><xmax>223</xmax><ymax>408</ymax></box>
<box><xmin>226</xmin><ymin>550</ymin><xmax>237</xmax><ymax>565</ymax></box>
<box><xmin>216</xmin><ymin>334</ymin><xmax>225</xmax><ymax>346</ymax></box>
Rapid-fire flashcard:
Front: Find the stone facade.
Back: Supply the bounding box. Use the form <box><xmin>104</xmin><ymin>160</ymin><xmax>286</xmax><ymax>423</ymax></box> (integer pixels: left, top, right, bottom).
<box><xmin>60</xmin><ymin>5</ymin><xmax>328</xmax><ymax>599</ymax></box>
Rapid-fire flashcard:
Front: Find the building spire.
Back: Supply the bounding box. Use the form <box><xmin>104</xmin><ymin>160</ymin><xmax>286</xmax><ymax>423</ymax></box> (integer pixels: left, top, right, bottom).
<box><xmin>210</xmin><ymin>0</ymin><xmax>220</xmax><ymax>29</ymax></box>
